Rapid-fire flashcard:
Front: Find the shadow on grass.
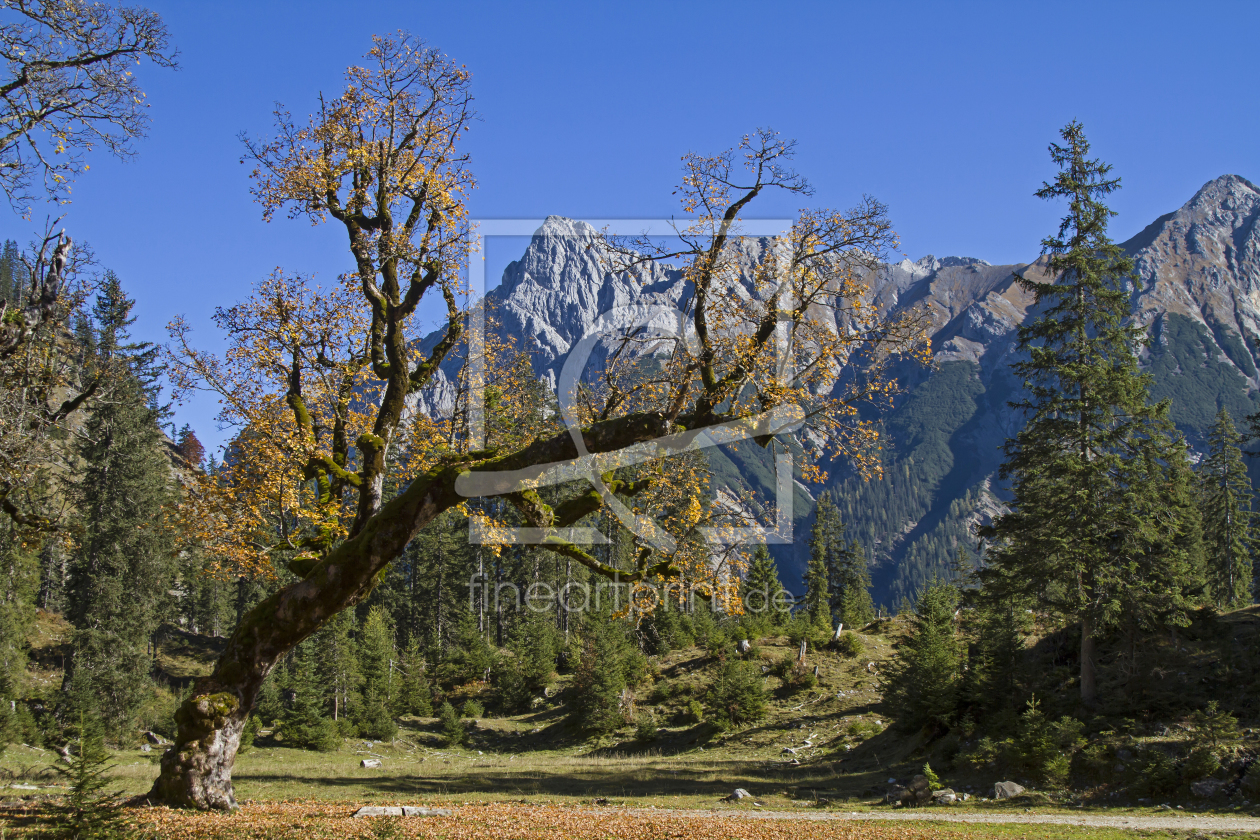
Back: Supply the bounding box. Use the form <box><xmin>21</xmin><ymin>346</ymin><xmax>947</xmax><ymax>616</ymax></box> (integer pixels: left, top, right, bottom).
<box><xmin>234</xmin><ymin>757</ymin><xmax>823</xmax><ymax>800</ymax></box>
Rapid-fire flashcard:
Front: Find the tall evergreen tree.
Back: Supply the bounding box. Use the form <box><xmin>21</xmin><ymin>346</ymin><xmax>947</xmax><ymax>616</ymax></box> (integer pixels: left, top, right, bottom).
<box><xmin>961</xmin><ymin>588</ymin><xmax>1031</xmax><ymax>718</ymax></box>
<box><xmin>278</xmin><ymin>644</ymin><xmax>338</xmax><ymax>751</ymax></box>
<box><xmin>396</xmin><ymin>635</ymin><xmax>432</xmax><ymax>717</ymax></box>
<box><xmin>880</xmin><ymin>582</ymin><xmax>961</xmax><ymax>732</ymax></box>
<box><xmin>803</xmin><ymin>492</ymin><xmax>842</xmax><ymax>631</ymax></box>
<box><xmin>63</xmin><ymin>278</ymin><xmax>176</xmax><ymax>734</ymax></box>
<box><xmin>569</xmin><ymin>607</ymin><xmax>644</xmax><ymax>734</ymax></box>
<box><xmin>0</xmin><ymin>239</ymin><xmax>22</xmax><ymax>305</ymax></box>
<box><xmin>354</xmin><ymin>605</ymin><xmax>399</xmax><ymax>739</ymax></box>
<box><xmin>1198</xmin><ymin>408</ymin><xmax>1256</xmax><ymax>607</ymax></box>
<box><xmin>830</xmin><ymin>539</ymin><xmax>875</xmax><ymax>629</ymax></box>
<box><xmin>978</xmin><ymin>122</ymin><xmax>1202</xmax><ymax>705</ymax></box>
<box><xmin>742</xmin><ymin>545</ymin><xmax>790</xmax><ymax>626</ymax></box>
<box><xmin>314</xmin><ymin>611</ymin><xmax>360</xmax><ymax>722</ymax></box>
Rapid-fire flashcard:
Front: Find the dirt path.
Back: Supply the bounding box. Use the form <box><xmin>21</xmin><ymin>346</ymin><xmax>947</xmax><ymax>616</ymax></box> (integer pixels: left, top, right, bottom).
<box><xmin>623</xmin><ymin>805</ymin><xmax>1260</xmax><ymax>833</ymax></box>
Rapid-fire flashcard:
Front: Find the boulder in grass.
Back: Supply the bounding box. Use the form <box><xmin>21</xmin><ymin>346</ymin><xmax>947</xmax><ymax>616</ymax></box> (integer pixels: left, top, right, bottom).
<box><xmin>932</xmin><ymin>789</ymin><xmax>957</xmax><ymax>804</ymax></box>
<box><xmin>354</xmin><ymin>806</ymin><xmax>402</xmax><ymax>817</ymax></box>
<box><xmin>900</xmin><ymin>775</ymin><xmax>932</xmax><ymax>806</ymax></box>
<box><xmin>724</xmin><ymin>788</ymin><xmax>752</xmax><ymax>802</ymax></box>
<box><xmin>361</xmin><ymin>758</ymin><xmax>383</xmax><ymax>768</ymax></box>
<box><xmin>402</xmin><ymin>806</ymin><xmax>452</xmax><ymax>816</ymax></box>
<box><xmin>737</xmin><ymin>639</ymin><xmax>752</xmax><ymax>655</ymax></box>
<box><xmin>992</xmin><ymin>781</ymin><xmax>1025</xmax><ymax>800</ymax></box>
<box><xmin>144</xmin><ymin>731</ymin><xmax>170</xmax><ymax>746</ymax></box>
<box><xmin>884</xmin><ymin>784</ymin><xmax>907</xmax><ymax>805</ymax></box>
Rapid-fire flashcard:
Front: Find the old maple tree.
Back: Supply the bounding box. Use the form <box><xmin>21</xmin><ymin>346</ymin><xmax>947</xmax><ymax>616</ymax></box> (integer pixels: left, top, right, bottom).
<box><xmin>154</xmin><ymin>33</ymin><xmax>928</xmax><ymax>810</ymax></box>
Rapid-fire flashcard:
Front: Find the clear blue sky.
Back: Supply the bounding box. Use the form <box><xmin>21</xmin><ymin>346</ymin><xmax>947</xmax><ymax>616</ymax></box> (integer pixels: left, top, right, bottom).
<box><xmin>5</xmin><ymin>0</ymin><xmax>1258</xmax><ymax>450</ymax></box>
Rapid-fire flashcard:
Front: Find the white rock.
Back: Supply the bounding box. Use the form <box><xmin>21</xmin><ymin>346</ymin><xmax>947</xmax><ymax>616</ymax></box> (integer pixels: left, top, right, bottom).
<box><xmin>361</xmin><ymin>759</ymin><xmax>383</xmax><ymax>769</ymax></box>
<box><xmin>993</xmin><ymin>781</ymin><xmax>1025</xmax><ymax>800</ymax></box>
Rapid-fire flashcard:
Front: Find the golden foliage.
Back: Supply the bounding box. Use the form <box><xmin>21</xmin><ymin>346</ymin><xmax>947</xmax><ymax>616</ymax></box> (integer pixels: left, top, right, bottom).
<box><xmin>167</xmin><ymin>46</ymin><xmax>928</xmax><ymax>609</ymax></box>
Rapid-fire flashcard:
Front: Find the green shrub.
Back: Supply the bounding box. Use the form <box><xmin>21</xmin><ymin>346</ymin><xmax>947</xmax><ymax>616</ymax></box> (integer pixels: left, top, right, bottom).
<box><xmin>282</xmin><ymin>655</ymin><xmax>342</xmax><ymax>751</ymax></box>
<box><xmin>438</xmin><ymin>700</ymin><xmax>467</xmax><ymax>747</ymax></box>
<box><xmin>644</xmin><ymin>603</ymin><xmax>695</xmax><ymax>654</ymax></box>
<box><xmin>785</xmin><ymin>616</ymin><xmax>828</xmax><ymax>651</ymax></box>
<box><xmin>1190</xmin><ymin>701</ymin><xmax>1239</xmax><ymax>753</ymax></box>
<box><xmin>1181</xmin><ymin>746</ymin><xmax>1220</xmax><ymax>782</ymax></box>
<box><xmin>51</xmin><ymin>712</ymin><xmax>125</xmax><ymax>840</ymax></box>
<box><xmin>570</xmin><ymin>609</ymin><xmax>645</xmax><ymax>734</ymax></box>
<box><xmin>736</xmin><ymin>614</ymin><xmax>771</xmax><ymax>643</ymax></box>
<box><xmin>0</xmin><ymin>701</ymin><xmax>40</xmax><ymax>748</ymax></box>
<box><xmin>1241</xmin><ymin>761</ymin><xmax>1260</xmax><ymax>797</ymax></box>
<box><xmin>355</xmin><ymin>687</ymin><xmax>399</xmax><ymax>741</ymax></box>
<box><xmin>650</xmin><ymin>682</ymin><xmax>676</xmax><ymax>703</ymax></box>
<box><xmin>706</xmin><ymin>661</ymin><xmax>767</xmax><ymax>730</ymax></box>
<box><xmin>878</xmin><ymin>583</ymin><xmax>961</xmax><ymax>732</ymax></box>
<box><xmin>635</xmin><ymin>713</ymin><xmax>659</xmax><ymax>742</ymax></box>
<box><xmin>689</xmin><ymin>602</ymin><xmax>720</xmax><ymax>648</ymax></box>
<box><xmin>846</xmin><ymin>718</ymin><xmax>882</xmax><ymax>740</ymax></box>
<box><xmin>922</xmin><ymin>762</ymin><xmax>941</xmax><ymax>791</ymax></box>
<box><xmin>1005</xmin><ymin>701</ymin><xmax>1083</xmax><ymax>787</ymax></box>
<box><xmin>958</xmin><ymin>736</ymin><xmax>1001</xmax><ymax>772</ymax></box>
<box><xmin>255</xmin><ymin>672</ymin><xmax>284</xmax><ymax>729</ymax></box>
<box><xmin>835</xmin><ymin>632</ymin><xmax>865</xmax><ymax>658</ymax></box>
<box><xmin>686</xmin><ymin>699</ymin><xmax>704</xmax><ymax>724</ymax></box>
<box><xmin>396</xmin><ymin>636</ymin><xmax>433</xmax><ymax>716</ymax></box>
<box><xmin>771</xmin><ymin>653</ymin><xmax>816</xmax><ymax>692</ymax></box>
<box><xmin>1079</xmin><ymin>744</ymin><xmax>1113</xmax><ymax>781</ymax></box>
<box><xmin>462</xmin><ymin>699</ymin><xmax>484</xmax><ymax>719</ymax></box>
<box><xmin>494</xmin><ymin>662</ymin><xmax>531</xmax><ymax>713</ymax></box>
<box><xmin>704</xmin><ymin>629</ymin><xmax>731</xmax><ymax>661</ymax></box>
<box><xmin>1132</xmin><ymin>749</ymin><xmax>1178</xmax><ymax>797</ymax></box>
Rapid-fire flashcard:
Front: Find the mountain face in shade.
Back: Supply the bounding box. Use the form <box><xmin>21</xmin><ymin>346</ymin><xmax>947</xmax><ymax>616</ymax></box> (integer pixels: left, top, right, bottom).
<box><xmin>414</xmin><ymin>176</ymin><xmax>1260</xmax><ymax>604</ymax></box>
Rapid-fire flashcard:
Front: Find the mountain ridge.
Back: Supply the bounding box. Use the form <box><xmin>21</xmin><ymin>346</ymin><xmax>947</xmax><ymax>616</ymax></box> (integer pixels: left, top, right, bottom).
<box><xmin>414</xmin><ymin>174</ymin><xmax>1260</xmax><ymax>604</ymax></box>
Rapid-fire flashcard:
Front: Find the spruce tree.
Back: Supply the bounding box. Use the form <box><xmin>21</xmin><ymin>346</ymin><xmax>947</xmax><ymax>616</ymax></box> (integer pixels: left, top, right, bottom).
<box><xmin>742</xmin><ymin>545</ymin><xmax>790</xmax><ymax>626</ymax></box>
<box><xmin>354</xmin><ymin>606</ymin><xmax>398</xmax><ymax>739</ymax></box>
<box><xmin>803</xmin><ymin>492</ymin><xmax>841</xmax><ymax>631</ymax></box>
<box><xmin>569</xmin><ymin>608</ymin><xmax>644</xmax><ymax>734</ymax></box>
<box><xmin>1198</xmin><ymin>409</ymin><xmax>1256</xmax><ymax>607</ymax></box>
<box><xmin>279</xmin><ymin>647</ymin><xmax>338</xmax><ymax>751</ymax></box>
<box><xmin>64</xmin><ymin>274</ymin><xmax>175</xmax><ymax>734</ymax></box>
<box><xmin>51</xmin><ymin>711</ymin><xmax>125</xmax><ymax>838</ymax></box>
<box><xmin>831</xmin><ymin>540</ymin><xmax>875</xmax><ymax>629</ymax></box>
<box><xmin>978</xmin><ymin>122</ymin><xmax>1203</xmax><ymax>705</ymax></box>
<box><xmin>314</xmin><ymin>611</ymin><xmax>360</xmax><ymax>723</ymax></box>
<box><xmin>0</xmin><ymin>239</ymin><xmax>21</xmax><ymax>305</ymax></box>
<box><xmin>961</xmin><ymin>589</ymin><xmax>1031</xmax><ymax>718</ymax></box>
<box><xmin>880</xmin><ymin>582</ymin><xmax>961</xmax><ymax>732</ymax></box>
<box><xmin>396</xmin><ymin>635</ymin><xmax>432</xmax><ymax>716</ymax></box>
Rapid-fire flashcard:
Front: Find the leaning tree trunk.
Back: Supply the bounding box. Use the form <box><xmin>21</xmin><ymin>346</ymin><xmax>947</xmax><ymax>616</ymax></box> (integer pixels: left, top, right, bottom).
<box><xmin>150</xmin><ymin>410</ymin><xmax>679</xmax><ymax>809</ymax></box>
<box><xmin>149</xmin><ymin>466</ymin><xmax>462</xmax><ymax>810</ymax></box>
